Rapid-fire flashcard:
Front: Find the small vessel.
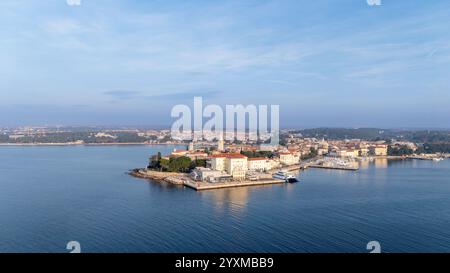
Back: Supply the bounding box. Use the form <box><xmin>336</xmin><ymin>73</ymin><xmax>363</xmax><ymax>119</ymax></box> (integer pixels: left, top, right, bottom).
<box><xmin>272</xmin><ymin>171</ymin><xmax>299</xmax><ymax>183</ymax></box>
<box><xmin>433</xmin><ymin>158</ymin><xmax>444</xmax><ymax>162</ymax></box>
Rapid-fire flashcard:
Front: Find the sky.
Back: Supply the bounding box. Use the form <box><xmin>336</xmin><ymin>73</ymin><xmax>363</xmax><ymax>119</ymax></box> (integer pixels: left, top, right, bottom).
<box><xmin>1</xmin><ymin>0</ymin><xmax>450</xmax><ymax>128</ymax></box>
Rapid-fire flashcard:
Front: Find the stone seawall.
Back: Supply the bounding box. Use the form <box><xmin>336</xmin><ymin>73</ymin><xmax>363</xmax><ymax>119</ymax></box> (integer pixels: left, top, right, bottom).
<box><xmin>130</xmin><ymin>169</ymin><xmax>185</xmax><ymax>185</ymax></box>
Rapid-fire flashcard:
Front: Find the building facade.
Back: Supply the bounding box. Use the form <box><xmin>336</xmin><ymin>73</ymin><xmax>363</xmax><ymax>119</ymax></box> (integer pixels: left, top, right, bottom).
<box><xmin>279</xmin><ymin>152</ymin><xmax>299</xmax><ymax>165</ymax></box>
<box><xmin>209</xmin><ymin>154</ymin><xmax>248</xmax><ymax>179</ymax></box>
<box><xmin>247</xmin><ymin>158</ymin><xmax>267</xmax><ymax>171</ymax></box>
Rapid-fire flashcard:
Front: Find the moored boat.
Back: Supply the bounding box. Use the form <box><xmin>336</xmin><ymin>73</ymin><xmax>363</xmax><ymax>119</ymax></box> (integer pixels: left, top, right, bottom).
<box><xmin>272</xmin><ymin>171</ymin><xmax>299</xmax><ymax>183</ymax></box>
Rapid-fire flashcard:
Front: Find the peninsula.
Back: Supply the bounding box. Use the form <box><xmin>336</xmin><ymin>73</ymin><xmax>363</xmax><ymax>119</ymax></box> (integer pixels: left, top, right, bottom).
<box><xmin>130</xmin><ymin>130</ymin><xmax>449</xmax><ymax>191</ymax></box>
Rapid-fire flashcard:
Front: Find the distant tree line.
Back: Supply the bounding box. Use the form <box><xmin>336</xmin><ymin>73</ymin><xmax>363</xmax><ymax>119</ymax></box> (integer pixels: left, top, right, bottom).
<box><xmin>291</xmin><ymin>128</ymin><xmax>386</xmax><ymax>141</ymax></box>
<box><xmin>388</xmin><ymin>143</ymin><xmax>450</xmax><ymax>155</ymax></box>
<box><xmin>287</xmin><ymin>128</ymin><xmax>450</xmax><ymax>143</ymax></box>
<box><xmin>387</xmin><ymin>145</ymin><xmax>414</xmax><ymax>156</ymax></box>
<box><xmin>416</xmin><ymin>143</ymin><xmax>450</xmax><ymax>154</ymax></box>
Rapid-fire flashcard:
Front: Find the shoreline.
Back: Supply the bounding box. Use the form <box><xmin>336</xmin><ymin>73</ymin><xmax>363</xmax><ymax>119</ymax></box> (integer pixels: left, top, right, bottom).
<box><xmin>129</xmin><ymin>169</ymin><xmax>186</xmax><ymax>184</ymax></box>
<box><xmin>130</xmin><ymin>155</ymin><xmax>449</xmax><ymax>191</ymax></box>
<box><xmin>0</xmin><ymin>143</ymin><xmax>183</xmax><ymax>147</ymax></box>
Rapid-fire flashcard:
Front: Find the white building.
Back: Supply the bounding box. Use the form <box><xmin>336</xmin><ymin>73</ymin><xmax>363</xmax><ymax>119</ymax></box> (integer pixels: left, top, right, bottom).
<box><xmin>247</xmin><ymin>158</ymin><xmax>267</xmax><ymax>172</ymax></box>
<box><xmin>210</xmin><ymin>155</ymin><xmax>226</xmax><ymax>171</ymax></box>
<box><xmin>266</xmin><ymin>159</ymin><xmax>281</xmax><ymax>170</ymax></box>
<box><xmin>225</xmin><ymin>155</ymin><xmax>248</xmax><ymax>179</ymax></box>
<box><xmin>209</xmin><ymin>154</ymin><xmax>248</xmax><ymax>179</ymax></box>
<box><xmin>336</xmin><ymin>149</ymin><xmax>359</xmax><ymax>158</ymax></box>
<box><xmin>191</xmin><ymin>167</ymin><xmax>227</xmax><ymax>182</ymax></box>
<box><xmin>279</xmin><ymin>152</ymin><xmax>299</xmax><ymax>165</ymax></box>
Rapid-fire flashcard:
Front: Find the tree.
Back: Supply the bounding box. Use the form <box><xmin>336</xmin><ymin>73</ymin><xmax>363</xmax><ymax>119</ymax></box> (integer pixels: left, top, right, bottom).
<box><xmin>301</xmin><ymin>147</ymin><xmax>318</xmax><ymax>160</ymax></box>
<box><xmin>160</xmin><ymin>158</ymin><xmax>170</xmax><ymax>171</ymax></box>
<box><xmin>388</xmin><ymin>145</ymin><xmax>414</xmax><ymax>156</ymax></box>
<box><xmin>190</xmin><ymin>159</ymin><xmax>207</xmax><ymax>170</ymax></box>
<box><xmin>168</xmin><ymin>157</ymin><xmax>191</xmax><ymax>173</ymax></box>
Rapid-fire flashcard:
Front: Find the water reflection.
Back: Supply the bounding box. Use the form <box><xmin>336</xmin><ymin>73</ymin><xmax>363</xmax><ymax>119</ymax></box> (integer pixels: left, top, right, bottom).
<box><xmin>359</xmin><ymin>159</ymin><xmax>370</xmax><ymax>169</ymax></box>
<box><xmin>199</xmin><ymin>183</ymin><xmax>293</xmax><ymax>216</ymax></box>
<box><xmin>358</xmin><ymin>158</ymin><xmax>391</xmax><ymax>169</ymax></box>
<box><xmin>201</xmin><ymin>187</ymin><xmax>250</xmax><ymax>215</ymax></box>
<box><xmin>374</xmin><ymin>158</ymin><xmax>388</xmax><ymax>168</ymax></box>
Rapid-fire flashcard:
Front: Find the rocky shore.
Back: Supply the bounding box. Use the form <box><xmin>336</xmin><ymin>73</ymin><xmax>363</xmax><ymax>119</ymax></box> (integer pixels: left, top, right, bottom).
<box><xmin>129</xmin><ymin>168</ymin><xmax>186</xmax><ymax>185</ymax></box>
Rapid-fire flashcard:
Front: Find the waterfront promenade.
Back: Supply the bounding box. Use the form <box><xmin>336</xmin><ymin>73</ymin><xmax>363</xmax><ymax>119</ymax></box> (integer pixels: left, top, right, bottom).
<box><xmin>130</xmin><ymin>169</ymin><xmax>287</xmax><ymax>191</ymax></box>
<box><xmin>184</xmin><ymin>179</ymin><xmax>285</xmax><ymax>191</ymax></box>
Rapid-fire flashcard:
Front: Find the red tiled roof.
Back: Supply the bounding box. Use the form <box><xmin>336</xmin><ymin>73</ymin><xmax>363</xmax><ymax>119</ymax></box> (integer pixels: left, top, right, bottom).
<box><xmin>248</xmin><ymin>157</ymin><xmax>267</xmax><ymax>161</ymax></box>
<box><xmin>209</xmin><ymin>153</ymin><xmax>247</xmax><ymax>159</ymax></box>
<box><xmin>226</xmin><ymin>155</ymin><xmax>247</xmax><ymax>159</ymax></box>
<box><xmin>209</xmin><ymin>154</ymin><xmax>226</xmax><ymax>158</ymax></box>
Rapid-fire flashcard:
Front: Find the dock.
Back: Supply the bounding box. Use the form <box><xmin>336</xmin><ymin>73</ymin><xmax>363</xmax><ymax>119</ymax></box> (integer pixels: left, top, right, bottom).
<box><xmin>308</xmin><ymin>164</ymin><xmax>359</xmax><ymax>171</ymax></box>
<box><xmin>183</xmin><ymin>178</ymin><xmax>286</xmax><ymax>191</ymax></box>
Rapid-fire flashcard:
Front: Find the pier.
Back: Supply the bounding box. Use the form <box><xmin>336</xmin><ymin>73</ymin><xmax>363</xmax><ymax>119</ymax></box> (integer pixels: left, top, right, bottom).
<box><xmin>183</xmin><ymin>178</ymin><xmax>286</xmax><ymax>191</ymax></box>
<box><xmin>308</xmin><ymin>165</ymin><xmax>359</xmax><ymax>171</ymax></box>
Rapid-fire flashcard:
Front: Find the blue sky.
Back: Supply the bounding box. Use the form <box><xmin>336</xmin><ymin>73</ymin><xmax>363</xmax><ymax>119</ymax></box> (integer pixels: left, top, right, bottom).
<box><xmin>1</xmin><ymin>0</ymin><xmax>450</xmax><ymax>128</ymax></box>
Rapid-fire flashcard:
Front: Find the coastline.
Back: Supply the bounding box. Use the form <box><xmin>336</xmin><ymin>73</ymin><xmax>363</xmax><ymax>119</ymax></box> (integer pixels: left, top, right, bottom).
<box><xmin>0</xmin><ymin>142</ymin><xmax>182</xmax><ymax>147</ymax></box>
<box><xmin>130</xmin><ymin>155</ymin><xmax>449</xmax><ymax>191</ymax></box>
<box><xmin>129</xmin><ymin>168</ymin><xmax>186</xmax><ymax>184</ymax></box>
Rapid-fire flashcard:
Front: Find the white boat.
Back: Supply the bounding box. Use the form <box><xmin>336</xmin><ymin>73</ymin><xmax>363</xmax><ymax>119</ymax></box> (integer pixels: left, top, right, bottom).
<box><xmin>272</xmin><ymin>171</ymin><xmax>299</xmax><ymax>183</ymax></box>
<box><xmin>433</xmin><ymin>158</ymin><xmax>444</xmax><ymax>162</ymax></box>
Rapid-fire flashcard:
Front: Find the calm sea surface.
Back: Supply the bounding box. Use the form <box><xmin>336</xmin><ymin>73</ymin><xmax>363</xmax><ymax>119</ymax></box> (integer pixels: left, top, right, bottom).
<box><xmin>0</xmin><ymin>145</ymin><xmax>449</xmax><ymax>253</ymax></box>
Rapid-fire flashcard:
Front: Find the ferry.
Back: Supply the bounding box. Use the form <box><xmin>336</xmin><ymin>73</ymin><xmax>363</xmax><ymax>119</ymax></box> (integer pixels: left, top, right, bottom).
<box><xmin>272</xmin><ymin>171</ymin><xmax>299</xmax><ymax>183</ymax></box>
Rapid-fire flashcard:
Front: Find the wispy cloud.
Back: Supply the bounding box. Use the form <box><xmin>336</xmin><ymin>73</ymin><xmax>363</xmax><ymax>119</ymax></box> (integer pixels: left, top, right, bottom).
<box><xmin>103</xmin><ymin>90</ymin><xmax>141</xmax><ymax>100</ymax></box>
<box><xmin>42</xmin><ymin>18</ymin><xmax>84</xmax><ymax>34</ymax></box>
<box><xmin>103</xmin><ymin>89</ymin><xmax>220</xmax><ymax>102</ymax></box>
<box><xmin>2</xmin><ymin>0</ymin><xmax>450</xmax><ymax>127</ymax></box>
<box><xmin>145</xmin><ymin>90</ymin><xmax>220</xmax><ymax>100</ymax></box>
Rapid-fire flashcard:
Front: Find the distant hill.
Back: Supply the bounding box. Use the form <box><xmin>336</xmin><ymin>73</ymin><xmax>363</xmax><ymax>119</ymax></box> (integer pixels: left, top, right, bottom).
<box><xmin>292</xmin><ymin>128</ymin><xmax>386</xmax><ymax>140</ymax></box>
<box><xmin>288</xmin><ymin>128</ymin><xmax>450</xmax><ymax>143</ymax></box>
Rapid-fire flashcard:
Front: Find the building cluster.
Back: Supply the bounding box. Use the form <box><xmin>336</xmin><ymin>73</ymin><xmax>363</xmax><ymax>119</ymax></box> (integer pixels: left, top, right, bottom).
<box><xmin>168</xmin><ymin>138</ymin><xmax>302</xmax><ymax>183</ymax></box>
<box><xmin>165</xmin><ymin>135</ymin><xmax>401</xmax><ymax>183</ymax></box>
<box><xmin>390</xmin><ymin>141</ymin><xmax>418</xmax><ymax>151</ymax></box>
<box><xmin>285</xmin><ymin>136</ymin><xmax>389</xmax><ymax>158</ymax></box>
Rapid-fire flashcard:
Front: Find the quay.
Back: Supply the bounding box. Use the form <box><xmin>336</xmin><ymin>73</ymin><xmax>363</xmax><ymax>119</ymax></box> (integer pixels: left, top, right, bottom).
<box><xmin>183</xmin><ymin>178</ymin><xmax>286</xmax><ymax>191</ymax></box>
<box><xmin>407</xmin><ymin>155</ymin><xmax>447</xmax><ymax>160</ymax></box>
<box><xmin>308</xmin><ymin>164</ymin><xmax>359</xmax><ymax>171</ymax></box>
<box><xmin>275</xmin><ymin>158</ymin><xmax>359</xmax><ymax>172</ymax></box>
